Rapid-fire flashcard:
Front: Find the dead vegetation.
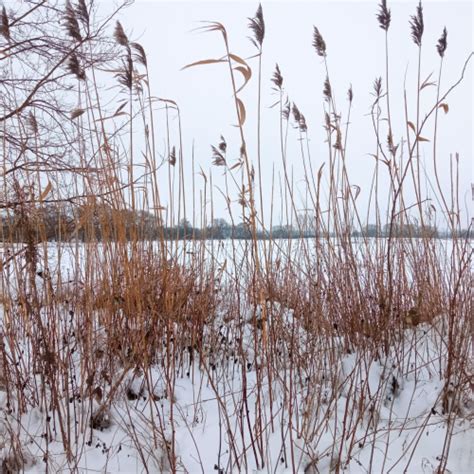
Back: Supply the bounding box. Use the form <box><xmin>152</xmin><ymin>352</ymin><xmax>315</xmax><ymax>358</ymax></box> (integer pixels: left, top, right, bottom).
<box><xmin>0</xmin><ymin>1</ymin><xmax>472</xmax><ymax>472</ymax></box>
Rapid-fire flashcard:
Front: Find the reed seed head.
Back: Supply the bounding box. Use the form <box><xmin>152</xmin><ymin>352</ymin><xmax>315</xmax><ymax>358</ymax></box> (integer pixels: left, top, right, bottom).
<box><xmin>387</xmin><ymin>131</ymin><xmax>398</xmax><ymax>156</ymax></box>
<box><xmin>334</xmin><ymin>128</ymin><xmax>342</xmax><ymax>150</ymax></box>
<box><xmin>67</xmin><ymin>52</ymin><xmax>86</xmax><ymax>80</ymax></box>
<box><xmin>271</xmin><ymin>64</ymin><xmax>283</xmax><ymax>90</ymax></box>
<box><xmin>169</xmin><ymin>146</ymin><xmax>176</xmax><ymax>166</ymax></box>
<box><xmin>324</xmin><ymin>112</ymin><xmax>331</xmax><ymax>129</ymax></box>
<box><xmin>436</xmin><ymin>27</ymin><xmax>447</xmax><ymax>57</ymax></box>
<box><xmin>114</xmin><ymin>20</ymin><xmax>129</xmax><ymax>47</ymax></box>
<box><xmin>299</xmin><ymin>113</ymin><xmax>308</xmax><ymax>132</ymax></box>
<box><xmin>323</xmin><ymin>77</ymin><xmax>332</xmax><ymax>102</ymax></box>
<box><xmin>348</xmin><ymin>84</ymin><xmax>353</xmax><ymax>103</ymax></box>
<box><xmin>211</xmin><ymin>145</ymin><xmax>226</xmax><ymax>167</ymax></box>
<box><xmin>70</xmin><ymin>108</ymin><xmax>85</xmax><ymax>120</ymax></box>
<box><xmin>28</xmin><ymin>112</ymin><xmax>38</xmax><ymax>134</ymax></box>
<box><xmin>64</xmin><ymin>1</ymin><xmax>82</xmax><ymax>42</ymax></box>
<box><xmin>218</xmin><ymin>135</ymin><xmax>227</xmax><ymax>154</ymax></box>
<box><xmin>376</xmin><ymin>0</ymin><xmax>391</xmax><ymax>31</ymax></box>
<box><xmin>115</xmin><ymin>53</ymin><xmax>133</xmax><ymax>89</ymax></box>
<box><xmin>292</xmin><ymin>103</ymin><xmax>301</xmax><ymax>124</ymax></box>
<box><xmin>410</xmin><ymin>1</ymin><xmax>424</xmax><ymax>47</ymax></box>
<box><xmin>131</xmin><ymin>42</ymin><xmax>147</xmax><ymax>68</ymax></box>
<box><xmin>76</xmin><ymin>0</ymin><xmax>90</xmax><ymax>29</ymax></box>
<box><xmin>282</xmin><ymin>100</ymin><xmax>290</xmax><ymax>121</ymax></box>
<box><xmin>0</xmin><ymin>6</ymin><xmax>10</xmax><ymax>41</ymax></box>
<box><xmin>373</xmin><ymin>76</ymin><xmax>382</xmax><ymax>98</ymax></box>
<box><xmin>248</xmin><ymin>4</ymin><xmax>265</xmax><ymax>49</ymax></box>
<box><xmin>291</xmin><ymin>103</ymin><xmax>308</xmax><ymax>132</ymax></box>
<box><xmin>312</xmin><ymin>26</ymin><xmax>327</xmax><ymax>57</ymax></box>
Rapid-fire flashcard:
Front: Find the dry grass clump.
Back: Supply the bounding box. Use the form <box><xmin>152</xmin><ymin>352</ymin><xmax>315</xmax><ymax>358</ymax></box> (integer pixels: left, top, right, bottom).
<box><xmin>81</xmin><ymin>247</ymin><xmax>219</xmax><ymax>366</ymax></box>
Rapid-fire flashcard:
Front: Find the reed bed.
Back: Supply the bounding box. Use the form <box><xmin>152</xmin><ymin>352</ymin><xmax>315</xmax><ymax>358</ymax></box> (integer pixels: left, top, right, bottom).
<box><xmin>0</xmin><ymin>1</ymin><xmax>472</xmax><ymax>472</ymax></box>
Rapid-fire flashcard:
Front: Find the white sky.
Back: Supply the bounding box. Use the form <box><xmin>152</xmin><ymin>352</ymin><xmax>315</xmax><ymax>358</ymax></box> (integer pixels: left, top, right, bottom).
<box><xmin>113</xmin><ymin>0</ymin><xmax>473</xmax><ymax>228</ymax></box>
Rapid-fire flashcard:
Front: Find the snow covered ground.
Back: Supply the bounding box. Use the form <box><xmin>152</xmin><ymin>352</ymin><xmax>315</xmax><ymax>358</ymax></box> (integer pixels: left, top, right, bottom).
<box><xmin>1</xmin><ymin>313</ymin><xmax>472</xmax><ymax>472</ymax></box>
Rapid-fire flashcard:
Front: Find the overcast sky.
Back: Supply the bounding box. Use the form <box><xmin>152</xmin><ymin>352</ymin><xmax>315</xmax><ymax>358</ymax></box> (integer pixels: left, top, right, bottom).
<box><xmin>113</xmin><ymin>0</ymin><xmax>473</xmax><ymax>227</ymax></box>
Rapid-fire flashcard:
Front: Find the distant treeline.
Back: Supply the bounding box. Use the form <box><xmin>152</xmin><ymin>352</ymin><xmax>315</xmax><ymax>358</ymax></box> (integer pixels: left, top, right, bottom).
<box><xmin>1</xmin><ymin>204</ymin><xmax>471</xmax><ymax>242</ymax></box>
